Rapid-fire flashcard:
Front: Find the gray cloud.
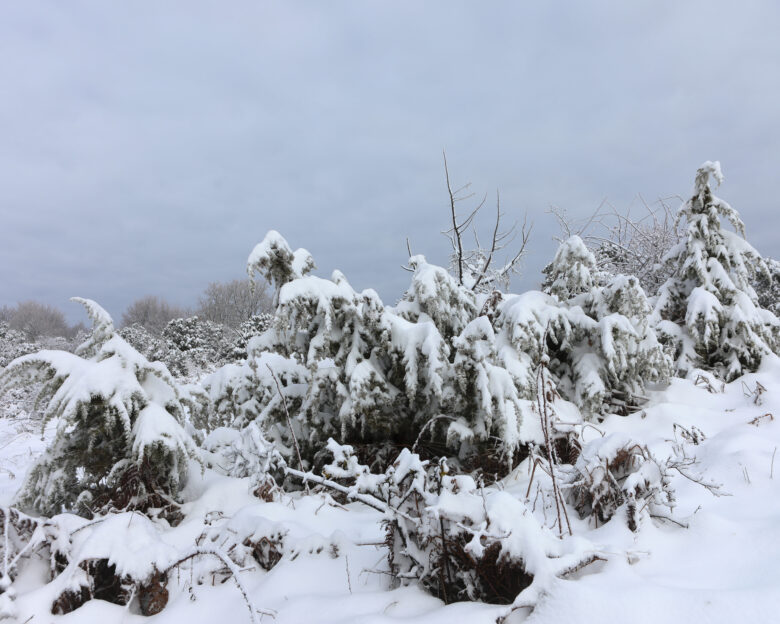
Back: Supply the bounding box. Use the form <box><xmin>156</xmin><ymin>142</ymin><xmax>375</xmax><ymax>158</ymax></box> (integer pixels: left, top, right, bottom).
<box><xmin>1</xmin><ymin>1</ymin><xmax>779</xmax><ymax>323</ymax></box>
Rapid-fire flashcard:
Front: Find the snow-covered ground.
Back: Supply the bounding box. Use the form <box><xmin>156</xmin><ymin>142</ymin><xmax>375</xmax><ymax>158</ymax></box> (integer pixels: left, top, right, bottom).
<box><xmin>2</xmin><ymin>359</ymin><xmax>780</xmax><ymax>623</ymax></box>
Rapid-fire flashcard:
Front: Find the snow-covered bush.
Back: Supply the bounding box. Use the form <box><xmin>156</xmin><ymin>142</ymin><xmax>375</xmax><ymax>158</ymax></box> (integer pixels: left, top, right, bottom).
<box><xmin>202</xmin><ymin>422</ymin><xmax>286</xmax><ymax>499</ymax></box>
<box><xmin>290</xmin><ymin>441</ymin><xmax>600</xmax><ymax>606</ymax></box>
<box><xmin>655</xmin><ymin>161</ymin><xmax>779</xmax><ymax>379</ymax></box>
<box><xmin>162</xmin><ymin>315</ymin><xmax>227</xmax><ymax>353</ymax></box>
<box><xmin>584</xmin><ymin>274</ymin><xmax>671</xmax><ymax>410</ymax></box>
<box><xmin>0</xmin><ymin>324</ymin><xmax>38</xmax><ymax>370</ymax></box>
<box><xmin>211</xmin><ymin>229</ymin><xmax>670</xmax><ymax>482</ymax></box>
<box><xmin>0</xmin><ymin>323</ymin><xmax>80</xmax><ymax>370</ymax></box>
<box><xmin>118</xmin><ymin>323</ymin><xmax>166</xmax><ymax>359</ymax></box>
<box><xmin>0</xmin><ymin>298</ymin><xmax>201</xmax><ymax>518</ymax></box>
<box><xmin>396</xmin><ymin>254</ymin><xmax>478</xmax><ymax>341</ymax></box>
<box><xmin>204</xmin><ymin>347</ymin><xmax>309</xmax><ymax>446</ymax></box>
<box><xmin>562</xmin><ymin>434</ymin><xmax>675</xmax><ymax>532</ymax></box>
<box><xmin>229</xmin><ymin>312</ymin><xmax>273</xmax><ymax>360</ymax></box>
<box><xmin>448</xmin><ymin>316</ymin><xmax>524</xmax><ymax>467</ymax></box>
<box><xmin>120</xmin><ymin>317</ymin><xmax>232</xmax><ymax>380</ymax></box>
<box><xmin>212</xmin><ymin>233</ymin><xmax>530</xmax><ymax>476</ymax></box>
<box><xmin>504</xmin><ymin>237</ymin><xmax>669</xmax><ymax>415</ymax></box>
<box><xmin>161</xmin><ymin>315</ymin><xmax>232</xmax><ymax>373</ymax></box>
<box><xmin>542</xmin><ymin>235</ymin><xmax>601</xmax><ymax>300</ymax></box>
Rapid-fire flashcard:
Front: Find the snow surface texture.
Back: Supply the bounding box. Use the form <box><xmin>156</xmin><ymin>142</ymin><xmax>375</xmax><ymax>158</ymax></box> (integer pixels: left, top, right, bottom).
<box><xmin>1</xmin><ymin>357</ymin><xmax>780</xmax><ymax>622</ymax></box>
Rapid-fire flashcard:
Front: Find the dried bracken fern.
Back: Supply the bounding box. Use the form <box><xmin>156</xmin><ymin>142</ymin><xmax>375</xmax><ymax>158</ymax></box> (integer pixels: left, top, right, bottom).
<box><xmin>562</xmin><ymin>434</ymin><xmax>675</xmax><ymax>531</ymax></box>
<box><xmin>289</xmin><ymin>440</ymin><xmax>602</xmax><ymax>608</ymax></box>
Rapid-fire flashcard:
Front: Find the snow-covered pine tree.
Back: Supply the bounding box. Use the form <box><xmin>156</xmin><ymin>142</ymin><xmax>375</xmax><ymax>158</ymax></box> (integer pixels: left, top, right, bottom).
<box><xmin>753</xmin><ymin>257</ymin><xmax>780</xmax><ymax>318</ymax></box>
<box><xmin>0</xmin><ymin>298</ymin><xmax>200</xmax><ymax>517</ymax></box>
<box><xmin>395</xmin><ymin>254</ymin><xmax>478</xmax><ymax>342</ymax></box>
<box><xmin>232</xmin><ymin>233</ymin><xmax>384</xmax><ymax>465</ymax></box>
<box><xmin>247</xmin><ymin>230</ymin><xmax>315</xmax><ymax>306</ymax></box>
<box><xmin>587</xmin><ymin>274</ymin><xmax>670</xmax><ymax>409</ymax></box>
<box><xmin>521</xmin><ymin>236</ymin><xmax>669</xmax><ymax>414</ymax></box>
<box><xmin>655</xmin><ymin>161</ymin><xmax>779</xmax><ymax>380</ymax></box>
<box><xmin>212</xmin><ymin>232</ymin><xmax>528</xmax><ymax>475</ymax></box>
<box><xmin>386</xmin><ymin>254</ymin><xmax>530</xmax><ymax>471</ymax></box>
<box><xmin>448</xmin><ymin>316</ymin><xmax>524</xmax><ymax>470</ymax></box>
<box><xmin>542</xmin><ymin>235</ymin><xmax>601</xmax><ymax>300</ymax></box>
<box><xmin>263</xmin><ymin>269</ymin><xmax>369</xmax><ymax>461</ymax></box>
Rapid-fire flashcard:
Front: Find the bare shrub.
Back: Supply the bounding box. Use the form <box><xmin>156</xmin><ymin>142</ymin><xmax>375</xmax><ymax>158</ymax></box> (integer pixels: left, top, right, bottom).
<box><xmin>549</xmin><ymin>196</ymin><xmax>683</xmax><ymax>295</ymax></box>
<box><xmin>425</xmin><ymin>152</ymin><xmax>531</xmax><ymax>293</ymax></box>
<box><xmin>120</xmin><ymin>295</ymin><xmax>188</xmax><ymax>335</ymax></box>
<box><xmin>197</xmin><ymin>278</ymin><xmax>272</xmax><ymax>329</ymax></box>
<box><xmin>5</xmin><ymin>300</ymin><xmax>73</xmax><ymax>340</ymax></box>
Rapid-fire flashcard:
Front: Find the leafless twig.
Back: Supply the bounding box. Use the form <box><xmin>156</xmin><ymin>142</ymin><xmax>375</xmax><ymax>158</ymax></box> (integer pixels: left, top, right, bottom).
<box><xmin>442</xmin><ymin>151</ymin><xmax>531</xmax><ymax>292</ymax></box>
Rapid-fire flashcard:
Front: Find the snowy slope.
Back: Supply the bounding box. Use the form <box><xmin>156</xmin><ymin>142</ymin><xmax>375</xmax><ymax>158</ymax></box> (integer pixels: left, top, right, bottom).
<box><xmin>3</xmin><ymin>358</ymin><xmax>780</xmax><ymax>623</ymax></box>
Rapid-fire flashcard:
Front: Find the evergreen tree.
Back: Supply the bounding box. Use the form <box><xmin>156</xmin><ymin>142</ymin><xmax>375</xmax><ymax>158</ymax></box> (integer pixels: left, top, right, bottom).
<box><xmin>247</xmin><ymin>230</ymin><xmax>315</xmax><ymax>306</ymax></box>
<box><xmin>229</xmin><ymin>313</ymin><xmax>274</xmax><ymax>360</ymax></box>
<box><xmin>509</xmin><ymin>236</ymin><xmax>669</xmax><ymax>415</ymax></box>
<box><xmin>655</xmin><ymin>161</ymin><xmax>779</xmax><ymax>379</ymax></box>
<box><xmin>753</xmin><ymin>257</ymin><xmax>780</xmax><ymax>317</ymax></box>
<box><xmin>449</xmin><ymin>316</ymin><xmax>524</xmax><ymax>467</ymax></box>
<box><xmin>212</xmin><ymin>233</ymin><xmax>527</xmax><ymax>474</ymax></box>
<box><xmin>0</xmin><ymin>298</ymin><xmax>200</xmax><ymax>517</ymax></box>
<box><xmin>396</xmin><ymin>255</ymin><xmax>478</xmax><ymax>341</ymax></box>
<box><xmin>542</xmin><ymin>235</ymin><xmax>600</xmax><ymax>300</ymax></box>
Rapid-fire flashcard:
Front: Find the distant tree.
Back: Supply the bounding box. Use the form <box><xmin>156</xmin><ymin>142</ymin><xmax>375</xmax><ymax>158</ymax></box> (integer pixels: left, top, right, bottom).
<box><xmin>120</xmin><ymin>295</ymin><xmax>188</xmax><ymax>335</ymax></box>
<box><xmin>229</xmin><ymin>313</ymin><xmax>274</xmax><ymax>360</ymax></box>
<box><xmin>196</xmin><ymin>278</ymin><xmax>272</xmax><ymax>329</ymax></box>
<box><xmin>6</xmin><ymin>300</ymin><xmax>72</xmax><ymax>340</ymax></box>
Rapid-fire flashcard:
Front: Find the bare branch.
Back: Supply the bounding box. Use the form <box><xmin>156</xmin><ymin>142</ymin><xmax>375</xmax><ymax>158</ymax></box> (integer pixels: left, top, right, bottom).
<box><xmin>444</xmin><ymin>150</ymin><xmax>465</xmax><ymax>285</ymax></box>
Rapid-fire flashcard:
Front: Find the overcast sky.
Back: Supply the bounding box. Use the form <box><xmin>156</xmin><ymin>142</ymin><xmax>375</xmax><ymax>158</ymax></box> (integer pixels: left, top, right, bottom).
<box><xmin>1</xmin><ymin>1</ymin><xmax>779</xmax><ymax>323</ymax></box>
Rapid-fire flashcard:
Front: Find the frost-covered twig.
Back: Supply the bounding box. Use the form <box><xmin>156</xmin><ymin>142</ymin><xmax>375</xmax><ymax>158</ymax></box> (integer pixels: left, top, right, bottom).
<box><xmin>441</xmin><ymin>152</ymin><xmax>530</xmax><ymax>292</ymax></box>
<box><xmin>669</xmin><ymin>462</ymin><xmax>729</xmax><ymax>497</ymax></box>
<box><xmin>748</xmin><ymin>413</ymin><xmax>773</xmax><ymax>426</ymax></box>
<box><xmin>163</xmin><ymin>547</ymin><xmax>275</xmax><ymax>623</ymax></box>
<box><xmin>284</xmin><ymin>467</ymin><xmax>418</xmax><ymax>524</ymax></box>
<box><xmin>536</xmin><ymin>356</ymin><xmax>572</xmax><ymax>537</ymax></box>
<box><xmin>411</xmin><ymin>415</ymin><xmax>455</xmax><ymax>453</ymax></box>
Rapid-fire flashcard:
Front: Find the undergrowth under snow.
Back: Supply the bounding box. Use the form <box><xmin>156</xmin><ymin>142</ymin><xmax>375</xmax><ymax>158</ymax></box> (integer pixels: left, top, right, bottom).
<box><xmin>1</xmin><ymin>357</ymin><xmax>779</xmax><ymax>623</ymax></box>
